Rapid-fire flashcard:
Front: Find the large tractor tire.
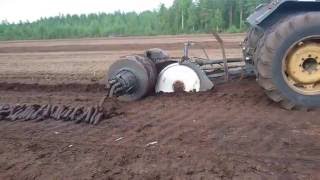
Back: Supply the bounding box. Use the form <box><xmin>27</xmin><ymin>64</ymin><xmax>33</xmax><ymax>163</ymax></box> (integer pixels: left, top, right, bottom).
<box><xmin>255</xmin><ymin>12</ymin><xmax>320</xmax><ymax>109</ymax></box>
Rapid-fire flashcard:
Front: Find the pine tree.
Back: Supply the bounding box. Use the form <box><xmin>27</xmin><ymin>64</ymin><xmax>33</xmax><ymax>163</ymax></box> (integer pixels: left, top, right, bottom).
<box><xmin>0</xmin><ymin>0</ymin><xmax>270</xmax><ymax>40</ymax></box>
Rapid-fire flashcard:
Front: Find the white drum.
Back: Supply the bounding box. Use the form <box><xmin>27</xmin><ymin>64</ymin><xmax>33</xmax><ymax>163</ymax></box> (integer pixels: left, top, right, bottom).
<box><xmin>156</xmin><ymin>63</ymin><xmax>202</xmax><ymax>93</ymax></box>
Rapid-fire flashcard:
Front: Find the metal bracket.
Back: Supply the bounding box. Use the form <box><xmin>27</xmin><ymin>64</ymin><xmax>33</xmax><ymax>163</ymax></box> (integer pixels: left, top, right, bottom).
<box><xmin>212</xmin><ymin>32</ymin><xmax>229</xmax><ymax>82</ymax></box>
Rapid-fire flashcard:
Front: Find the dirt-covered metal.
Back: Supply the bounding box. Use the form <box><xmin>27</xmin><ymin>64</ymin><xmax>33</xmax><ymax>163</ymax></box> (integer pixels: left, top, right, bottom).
<box><xmin>107</xmin><ymin>55</ymin><xmax>157</xmax><ymax>102</ymax></box>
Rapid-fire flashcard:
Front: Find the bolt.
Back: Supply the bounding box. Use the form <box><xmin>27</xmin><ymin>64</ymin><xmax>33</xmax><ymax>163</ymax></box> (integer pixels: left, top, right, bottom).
<box><xmin>309</xmin><ymin>54</ymin><xmax>312</xmax><ymax>58</ymax></box>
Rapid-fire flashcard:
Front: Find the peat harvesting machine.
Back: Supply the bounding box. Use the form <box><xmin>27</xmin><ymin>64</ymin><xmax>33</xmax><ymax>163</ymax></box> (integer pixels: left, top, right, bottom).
<box><xmin>106</xmin><ymin>0</ymin><xmax>320</xmax><ymax>110</ymax></box>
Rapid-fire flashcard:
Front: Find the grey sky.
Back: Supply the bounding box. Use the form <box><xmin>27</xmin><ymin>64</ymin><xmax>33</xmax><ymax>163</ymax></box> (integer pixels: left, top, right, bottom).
<box><xmin>0</xmin><ymin>0</ymin><xmax>174</xmax><ymax>23</ymax></box>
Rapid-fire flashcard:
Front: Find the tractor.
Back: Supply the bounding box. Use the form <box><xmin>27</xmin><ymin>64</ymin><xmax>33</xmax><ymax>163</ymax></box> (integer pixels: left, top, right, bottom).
<box><xmin>106</xmin><ymin>0</ymin><xmax>320</xmax><ymax>110</ymax></box>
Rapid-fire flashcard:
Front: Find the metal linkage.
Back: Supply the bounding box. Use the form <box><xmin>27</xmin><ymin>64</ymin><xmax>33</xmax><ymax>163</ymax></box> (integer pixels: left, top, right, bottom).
<box><xmin>0</xmin><ymin>104</ymin><xmax>104</xmax><ymax>125</ymax></box>
<box><xmin>108</xmin><ymin>70</ymin><xmax>137</xmax><ymax>98</ymax></box>
<box><xmin>194</xmin><ymin>57</ymin><xmax>243</xmax><ymax>66</ymax></box>
<box><xmin>212</xmin><ymin>32</ymin><xmax>229</xmax><ymax>82</ymax></box>
<box><xmin>182</xmin><ymin>41</ymin><xmax>210</xmax><ymax>62</ymax></box>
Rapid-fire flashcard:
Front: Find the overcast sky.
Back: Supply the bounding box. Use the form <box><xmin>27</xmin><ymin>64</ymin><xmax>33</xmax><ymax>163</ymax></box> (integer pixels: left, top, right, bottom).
<box><xmin>0</xmin><ymin>0</ymin><xmax>174</xmax><ymax>23</ymax></box>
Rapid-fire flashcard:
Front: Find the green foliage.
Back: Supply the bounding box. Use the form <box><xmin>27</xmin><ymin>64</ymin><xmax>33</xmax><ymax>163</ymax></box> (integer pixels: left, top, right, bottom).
<box><xmin>226</xmin><ymin>25</ymin><xmax>241</xmax><ymax>33</ymax></box>
<box><xmin>0</xmin><ymin>0</ymin><xmax>270</xmax><ymax>40</ymax></box>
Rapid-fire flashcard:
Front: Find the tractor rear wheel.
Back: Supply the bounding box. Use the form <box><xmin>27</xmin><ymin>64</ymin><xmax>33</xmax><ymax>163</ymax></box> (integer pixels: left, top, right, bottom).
<box><xmin>255</xmin><ymin>12</ymin><xmax>320</xmax><ymax>109</ymax></box>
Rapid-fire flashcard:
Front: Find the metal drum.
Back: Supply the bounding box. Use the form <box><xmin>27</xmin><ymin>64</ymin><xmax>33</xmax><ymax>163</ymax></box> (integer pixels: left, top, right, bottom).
<box><xmin>107</xmin><ymin>55</ymin><xmax>157</xmax><ymax>102</ymax></box>
<box><xmin>156</xmin><ymin>62</ymin><xmax>214</xmax><ymax>93</ymax></box>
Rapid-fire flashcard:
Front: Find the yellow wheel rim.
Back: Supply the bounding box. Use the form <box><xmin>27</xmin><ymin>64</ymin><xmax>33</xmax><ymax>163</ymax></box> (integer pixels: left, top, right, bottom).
<box><xmin>284</xmin><ymin>40</ymin><xmax>320</xmax><ymax>95</ymax></box>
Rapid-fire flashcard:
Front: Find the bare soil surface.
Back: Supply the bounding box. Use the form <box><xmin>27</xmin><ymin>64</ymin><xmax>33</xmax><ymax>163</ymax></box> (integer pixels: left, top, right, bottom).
<box><xmin>0</xmin><ymin>34</ymin><xmax>320</xmax><ymax>179</ymax></box>
<box><xmin>0</xmin><ymin>34</ymin><xmax>242</xmax><ymax>84</ymax></box>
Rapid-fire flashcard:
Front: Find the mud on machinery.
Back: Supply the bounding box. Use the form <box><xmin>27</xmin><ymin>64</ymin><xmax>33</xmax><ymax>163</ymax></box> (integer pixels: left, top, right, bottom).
<box><xmin>107</xmin><ymin>0</ymin><xmax>320</xmax><ymax>110</ymax></box>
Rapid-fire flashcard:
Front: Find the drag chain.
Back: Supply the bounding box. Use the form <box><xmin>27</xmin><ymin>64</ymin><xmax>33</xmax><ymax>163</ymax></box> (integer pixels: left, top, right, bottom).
<box><xmin>0</xmin><ymin>104</ymin><xmax>104</xmax><ymax>125</ymax></box>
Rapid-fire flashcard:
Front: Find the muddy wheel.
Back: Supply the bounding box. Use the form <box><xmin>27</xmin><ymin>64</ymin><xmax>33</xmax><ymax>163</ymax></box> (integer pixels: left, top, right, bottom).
<box><xmin>256</xmin><ymin>12</ymin><xmax>320</xmax><ymax>109</ymax></box>
<box><xmin>246</xmin><ymin>27</ymin><xmax>261</xmax><ymax>49</ymax></box>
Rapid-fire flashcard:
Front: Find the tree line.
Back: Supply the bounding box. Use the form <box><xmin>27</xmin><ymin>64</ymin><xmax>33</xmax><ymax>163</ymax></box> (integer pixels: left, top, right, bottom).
<box><xmin>0</xmin><ymin>0</ymin><xmax>268</xmax><ymax>40</ymax></box>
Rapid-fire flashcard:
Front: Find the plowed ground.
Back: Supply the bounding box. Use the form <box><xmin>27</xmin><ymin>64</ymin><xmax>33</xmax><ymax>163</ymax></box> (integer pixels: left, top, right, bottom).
<box><xmin>0</xmin><ymin>34</ymin><xmax>320</xmax><ymax>179</ymax></box>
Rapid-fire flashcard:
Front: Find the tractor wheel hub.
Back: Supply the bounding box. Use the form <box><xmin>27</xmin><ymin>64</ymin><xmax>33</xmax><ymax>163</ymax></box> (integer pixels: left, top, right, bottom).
<box><xmin>285</xmin><ymin>42</ymin><xmax>320</xmax><ymax>94</ymax></box>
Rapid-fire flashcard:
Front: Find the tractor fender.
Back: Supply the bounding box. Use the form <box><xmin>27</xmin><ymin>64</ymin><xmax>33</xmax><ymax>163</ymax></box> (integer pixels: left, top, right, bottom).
<box><xmin>248</xmin><ymin>0</ymin><xmax>320</xmax><ymax>28</ymax></box>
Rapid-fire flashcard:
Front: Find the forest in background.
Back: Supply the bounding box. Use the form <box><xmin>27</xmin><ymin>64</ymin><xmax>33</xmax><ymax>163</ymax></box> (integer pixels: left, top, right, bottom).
<box><xmin>0</xmin><ymin>0</ymin><xmax>268</xmax><ymax>40</ymax></box>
